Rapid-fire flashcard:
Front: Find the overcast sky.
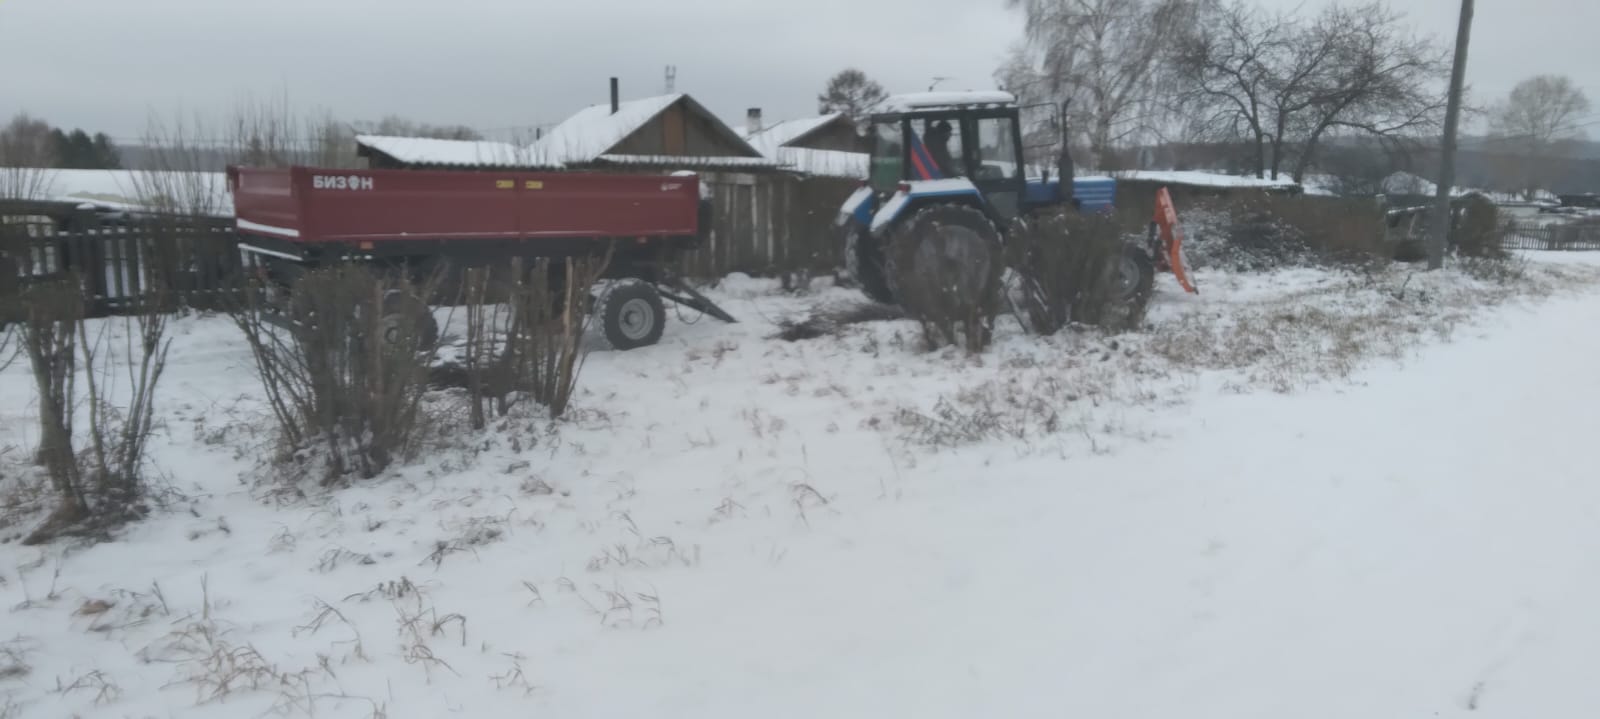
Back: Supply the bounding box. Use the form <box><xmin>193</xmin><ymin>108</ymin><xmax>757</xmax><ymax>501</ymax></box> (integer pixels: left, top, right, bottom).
<box><xmin>2</xmin><ymin>0</ymin><xmax>1596</xmax><ymax>144</ymax></box>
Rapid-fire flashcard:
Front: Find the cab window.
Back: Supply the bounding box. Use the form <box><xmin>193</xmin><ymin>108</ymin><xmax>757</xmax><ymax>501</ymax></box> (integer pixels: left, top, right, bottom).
<box><xmin>869</xmin><ymin>121</ymin><xmax>904</xmax><ymax>192</ymax></box>
<box><xmin>975</xmin><ymin>117</ymin><xmax>1020</xmax><ymax>181</ymax></box>
<box><xmin>913</xmin><ymin>118</ymin><xmax>964</xmax><ymax>179</ymax></box>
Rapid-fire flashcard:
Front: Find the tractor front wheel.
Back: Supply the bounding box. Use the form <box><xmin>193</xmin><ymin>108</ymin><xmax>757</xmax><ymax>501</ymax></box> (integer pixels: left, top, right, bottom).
<box><xmin>1114</xmin><ymin>243</ymin><xmax>1156</xmax><ymax>305</ymax></box>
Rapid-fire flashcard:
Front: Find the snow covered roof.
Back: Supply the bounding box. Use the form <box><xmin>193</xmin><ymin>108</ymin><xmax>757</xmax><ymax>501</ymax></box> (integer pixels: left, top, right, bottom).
<box><xmin>1114</xmin><ymin>170</ymin><xmax>1302</xmax><ymax>191</ymax></box>
<box><xmin>355</xmin><ymin>135</ymin><xmax>548</xmax><ymax>169</ymax></box>
<box><xmin>595</xmin><ymin>154</ymin><xmax>781</xmax><ymax>170</ymax></box>
<box><xmin>741</xmin><ymin>114</ymin><xmax>867</xmax><ymax>178</ymax></box>
<box><xmin>534</xmin><ymin>94</ymin><xmax>684</xmax><ymax>164</ymax></box>
<box><xmin>533</xmin><ymin>93</ymin><xmax>767</xmax><ymax>168</ymax></box>
<box><xmin>773</xmin><ymin>148</ymin><xmax>868</xmax><ymax>179</ymax></box>
<box><xmin>745</xmin><ymin>114</ymin><xmax>844</xmax><ymax>153</ymax></box>
<box><xmin>877</xmin><ymin>91</ymin><xmax>1017</xmax><ymax>114</ymax></box>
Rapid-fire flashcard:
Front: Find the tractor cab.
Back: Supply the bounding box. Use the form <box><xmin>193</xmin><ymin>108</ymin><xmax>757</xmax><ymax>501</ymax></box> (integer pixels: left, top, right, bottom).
<box><xmin>865</xmin><ymin>92</ymin><xmax>1030</xmax><ymax>219</ymax></box>
<box><xmin>837</xmin><ymin>90</ymin><xmax>1136</xmax><ymax>308</ymax></box>
<box><xmin>843</xmin><ymin>92</ymin><xmax>1116</xmax><ymax>239</ymax></box>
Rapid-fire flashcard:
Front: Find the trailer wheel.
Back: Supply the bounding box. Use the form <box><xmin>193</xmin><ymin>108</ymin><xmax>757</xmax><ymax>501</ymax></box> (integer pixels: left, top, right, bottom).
<box><xmin>600</xmin><ymin>279</ymin><xmax>665</xmax><ymax>351</ymax></box>
<box><xmin>380</xmin><ymin>290</ymin><xmax>439</xmax><ymax>350</ymax></box>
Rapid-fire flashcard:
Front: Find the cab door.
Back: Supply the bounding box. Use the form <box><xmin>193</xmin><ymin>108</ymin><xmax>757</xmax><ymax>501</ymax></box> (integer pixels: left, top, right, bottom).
<box><xmin>965</xmin><ymin>114</ymin><xmax>1026</xmax><ymax>220</ymax></box>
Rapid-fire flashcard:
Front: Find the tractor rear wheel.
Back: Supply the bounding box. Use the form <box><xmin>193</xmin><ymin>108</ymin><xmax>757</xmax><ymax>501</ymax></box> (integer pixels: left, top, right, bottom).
<box><xmin>844</xmin><ymin>222</ymin><xmax>894</xmax><ymax>304</ymax></box>
<box><xmin>885</xmin><ymin>204</ymin><xmax>1003</xmax><ymax>317</ymax></box>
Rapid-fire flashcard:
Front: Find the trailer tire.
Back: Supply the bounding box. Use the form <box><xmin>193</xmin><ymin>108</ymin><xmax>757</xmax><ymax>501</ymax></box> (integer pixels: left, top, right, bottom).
<box><xmin>600</xmin><ymin>279</ymin><xmax>665</xmax><ymax>351</ymax></box>
<box><xmin>381</xmin><ymin>290</ymin><xmax>439</xmax><ymax>350</ymax></box>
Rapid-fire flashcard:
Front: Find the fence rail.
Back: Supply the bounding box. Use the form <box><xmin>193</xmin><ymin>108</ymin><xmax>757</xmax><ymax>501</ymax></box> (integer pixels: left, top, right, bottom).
<box><xmin>679</xmin><ymin>174</ymin><xmax>855</xmax><ymax>278</ymax></box>
<box><xmin>2</xmin><ymin>219</ymin><xmax>243</xmax><ymax>317</ymax></box>
<box><xmin>1501</xmin><ymin>222</ymin><xmax>1600</xmax><ymax>251</ymax></box>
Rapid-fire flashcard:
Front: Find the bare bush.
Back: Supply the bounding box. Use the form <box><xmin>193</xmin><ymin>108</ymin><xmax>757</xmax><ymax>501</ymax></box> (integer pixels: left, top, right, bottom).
<box><xmin>772</xmin><ymin>301</ymin><xmax>904</xmax><ymax>342</ymax></box>
<box><xmin>459</xmin><ymin>267</ymin><xmax>497</xmax><ymax>430</ymax></box>
<box><xmin>493</xmin><ymin>255</ymin><xmax>610</xmax><ymax>419</ymax></box>
<box><xmin>229</xmin><ymin>265</ymin><xmax>440</xmax><ymax>482</ymax></box>
<box><xmin>888</xmin><ymin>209</ymin><xmax>1005</xmax><ymax>353</ymax></box>
<box><xmin>15</xmin><ymin>276</ymin><xmax>171</xmax><ymax>544</ymax></box>
<box><xmin>1453</xmin><ymin>255</ymin><xmax>1528</xmax><ymax>285</ymax></box>
<box><xmin>17</xmin><ymin>279</ymin><xmax>85</xmax><ymax>538</ymax></box>
<box><xmin>1180</xmin><ymin>194</ymin><xmax>1387</xmax><ymax>271</ymax></box>
<box><xmin>1009</xmin><ymin>210</ymin><xmax>1141</xmax><ymax>333</ymax></box>
<box><xmin>73</xmin><ymin>296</ymin><xmax>171</xmax><ymax>529</ymax></box>
<box><xmin>1450</xmin><ymin>194</ymin><xmax>1505</xmax><ymax>259</ymax></box>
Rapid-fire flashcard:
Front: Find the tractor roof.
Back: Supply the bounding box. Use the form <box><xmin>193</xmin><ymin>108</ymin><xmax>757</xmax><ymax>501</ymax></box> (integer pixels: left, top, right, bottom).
<box><xmin>875</xmin><ymin>91</ymin><xmax>1017</xmax><ymax>114</ymax></box>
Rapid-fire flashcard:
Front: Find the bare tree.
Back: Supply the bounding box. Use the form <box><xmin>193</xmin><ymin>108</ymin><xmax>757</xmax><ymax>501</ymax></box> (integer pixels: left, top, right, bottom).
<box><xmin>1173</xmin><ymin>0</ymin><xmax>1446</xmax><ymax>180</ymax></box>
<box><xmin>1002</xmin><ymin>0</ymin><xmax>1195</xmax><ymax>170</ymax></box>
<box><xmin>1285</xmin><ymin>4</ymin><xmax>1448</xmax><ymax>182</ymax></box>
<box><xmin>357</xmin><ymin>115</ymin><xmax>483</xmax><ymax>141</ymax></box>
<box><xmin>130</xmin><ymin>111</ymin><xmax>233</xmax><ymax>217</ymax></box>
<box><xmin>1487</xmin><ymin>75</ymin><xmax>1593</xmax><ymax>198</ymax></box>
<box><xmin>1170</xmin><ymin>1</ymin><xmax>1285</xmax><ymax>177</ymax></box>
<box><xmin>0</xmin><ymin>113</ymin><xmax>58</xmax><ymax>200</ymax></box>
<box><xmin>818</xmin><ymin>69</ymin><xmax>889</xmax><ymax>127</ymax></box>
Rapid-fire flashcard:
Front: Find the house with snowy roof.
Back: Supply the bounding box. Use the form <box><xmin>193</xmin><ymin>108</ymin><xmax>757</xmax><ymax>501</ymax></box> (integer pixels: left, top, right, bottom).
<box><xmin>355</xmin><ymin>91</ymin><xmax>776</xmax><ymax>173</ymax></box>
<box><xmin>743</xmin><ymin>110</ymin><xmax>869</xmax><ymax>180</ymax></box>
<box><xmin>533</xmin><ymin>93</ymin><xmax>777</xmax><ymax>173</ymax></box>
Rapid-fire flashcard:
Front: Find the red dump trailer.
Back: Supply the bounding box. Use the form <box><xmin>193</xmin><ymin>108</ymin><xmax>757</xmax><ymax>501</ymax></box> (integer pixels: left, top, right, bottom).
<box><xmin>227</xmin><ymin>166</ymin><xmax>733</xmax><ymax>349</ymax></box>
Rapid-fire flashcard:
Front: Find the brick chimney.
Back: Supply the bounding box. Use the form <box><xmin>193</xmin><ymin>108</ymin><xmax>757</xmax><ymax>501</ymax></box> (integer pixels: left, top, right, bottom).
<box><xmin>746</xmin><ymin>108</ymin><xmax>763</xmax><ymax>137</ymax></box>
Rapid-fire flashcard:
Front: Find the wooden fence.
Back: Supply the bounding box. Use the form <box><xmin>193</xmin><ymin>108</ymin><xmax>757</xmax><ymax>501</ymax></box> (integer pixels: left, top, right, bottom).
<box><xmin>679</xmin><ymin>173</ymin><xmax>858</xmax><ymax>278</ymax></box>
<box><xmin>1501</xmin><ymin>222</ymin><xmax>1600</xmax><ymax>251</ymax></box>
<box><xmin>1</xmin><ymin>219</ymin><xmax>243</xmax><ymax>317</ymax></box>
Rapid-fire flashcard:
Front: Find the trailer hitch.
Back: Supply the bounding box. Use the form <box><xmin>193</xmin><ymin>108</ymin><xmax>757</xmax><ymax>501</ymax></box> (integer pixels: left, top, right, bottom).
<box><xmin>654</xmin><ymin>274</ymin><xmax>737</xmax><ymax>324</ymax></box>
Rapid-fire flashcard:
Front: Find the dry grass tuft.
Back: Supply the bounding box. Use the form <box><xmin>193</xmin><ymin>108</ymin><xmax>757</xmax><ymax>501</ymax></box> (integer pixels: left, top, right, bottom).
<box><xmin>773</xmin><ymin>302</ymin><xmax>905</xmax><ymax>342</ymax></box>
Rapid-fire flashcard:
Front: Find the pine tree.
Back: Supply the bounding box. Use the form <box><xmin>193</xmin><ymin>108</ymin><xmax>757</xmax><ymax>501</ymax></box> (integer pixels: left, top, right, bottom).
<box><xmin>67</xmin><ymin>129</ymin><xmax>96</xmax><ymax>169</ymax></box>
<box><xmin>49</xmin><ymin>128</ymin><xmax>73</xmax><ymax>168</ymax></box>
<box><xmin>818</xmin><ymin>69</ymin><xmax>889</xmax><ymax>127</ymax></box>
<box><xmin>92</xmin><ymin>133</ymin><xmax>121</xmax><ymax>169</ymax></box>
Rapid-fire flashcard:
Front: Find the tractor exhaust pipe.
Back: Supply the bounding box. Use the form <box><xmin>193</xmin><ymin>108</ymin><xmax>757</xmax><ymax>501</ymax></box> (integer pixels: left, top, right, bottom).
<box><xmin>1058</xmin><ymin>100</ymin><xmax>1075</xmax><ymax>206</ymax></box>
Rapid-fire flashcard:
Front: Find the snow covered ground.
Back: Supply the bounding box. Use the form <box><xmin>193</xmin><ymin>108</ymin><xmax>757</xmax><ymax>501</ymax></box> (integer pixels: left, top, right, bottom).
<box><xmin>2</xmin><ymin>254</ymin><xmax>1600</xmax><ymax>718</ymax></box>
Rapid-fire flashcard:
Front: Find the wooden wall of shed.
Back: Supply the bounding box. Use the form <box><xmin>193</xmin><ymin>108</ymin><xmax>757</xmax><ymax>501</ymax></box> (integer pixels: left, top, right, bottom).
<box><xmin>674</xmin><ymin>173</ymin><xmax>858</xmax><ymax>279</ymax></box>
<box><xmin>607</xmin><ymin>102</ymin><xmax>756</xmax><ymax>159</ymax></box>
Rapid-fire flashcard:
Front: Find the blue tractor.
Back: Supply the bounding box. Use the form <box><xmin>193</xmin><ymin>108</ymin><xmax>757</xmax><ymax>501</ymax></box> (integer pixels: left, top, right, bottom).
<box><xmin>837</xmin><ymin>91</ymin><xmax>1155</xmax><ymax>315</ymax></box>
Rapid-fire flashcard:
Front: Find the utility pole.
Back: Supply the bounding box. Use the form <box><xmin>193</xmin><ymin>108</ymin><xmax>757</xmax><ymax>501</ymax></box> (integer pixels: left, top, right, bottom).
<box><xmin>1427</xmin><ymin>0</ymin><xmax>1475</xmax><ymax>270</ymax></box>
